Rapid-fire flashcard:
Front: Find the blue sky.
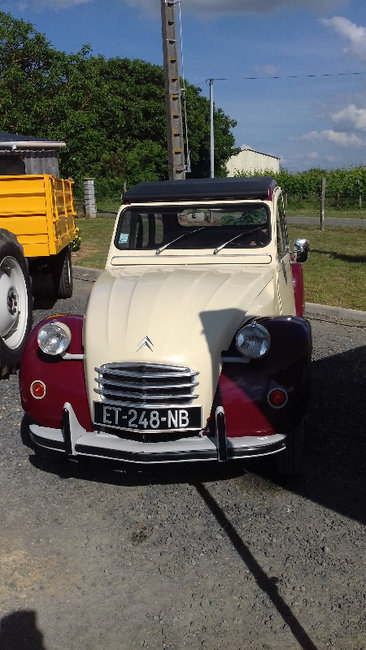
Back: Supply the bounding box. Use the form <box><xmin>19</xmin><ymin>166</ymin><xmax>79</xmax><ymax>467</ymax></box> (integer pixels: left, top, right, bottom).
<box><xmin>3</xmin><ymin>0</ymin><xmax>366</xmax><ymax>171</ymax></box>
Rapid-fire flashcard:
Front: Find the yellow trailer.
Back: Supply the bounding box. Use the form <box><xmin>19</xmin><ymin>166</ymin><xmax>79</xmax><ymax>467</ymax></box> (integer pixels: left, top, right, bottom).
<box><xmin>0</xmin><ymin>174</ymin><xmax>76</xmax><ymax>299</ymax></box>
<box><xmin>0</xmin><ymin>174</ymin><xmax>76</xmax><ymax>257</ymax></box>
<box><xmin>0</xmin><ymin>174</ymin><xmax>77</xmax><ymax>375</ymax></box>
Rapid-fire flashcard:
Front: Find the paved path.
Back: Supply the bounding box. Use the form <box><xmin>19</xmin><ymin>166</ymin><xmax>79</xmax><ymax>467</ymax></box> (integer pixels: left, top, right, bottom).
<box><xmin>287</xmin><ymin>216</ymin><xmax>366</xmax><ymax>227</ymax></box>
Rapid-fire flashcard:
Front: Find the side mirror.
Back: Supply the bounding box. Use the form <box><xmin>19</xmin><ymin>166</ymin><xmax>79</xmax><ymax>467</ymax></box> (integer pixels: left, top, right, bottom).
<box><xmin>293</xmin><ymin>238</ymin><xmax>309</xmax><ymax>263</ymax></box>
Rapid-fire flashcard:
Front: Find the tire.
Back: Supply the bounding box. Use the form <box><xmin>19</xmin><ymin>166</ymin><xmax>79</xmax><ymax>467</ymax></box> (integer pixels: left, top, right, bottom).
<box><xmin>0</xmin><ymin>229</ymin><xmax>33</xmax><ymax>377</ymax></box>
<box><xmin>51</xmin><ymin>245</ymin><xmax>73</xmax><ymax>299</ymax></box>
<box><xmin>275</xmin><ymin>421</ymin><xmax>304</xmax><ymax>478</ymax></box>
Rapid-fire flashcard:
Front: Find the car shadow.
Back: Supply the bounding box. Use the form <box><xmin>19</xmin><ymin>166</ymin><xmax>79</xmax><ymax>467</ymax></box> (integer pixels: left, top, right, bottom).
<box><xmin>291</xmin><ymin>343</ymin><xmax>366</xmax><ymax>524</ymax></box>
<box><xmin>22</xmin><ymin>345</ymin><xmax>366</xmax><ymax>524</ymax></box>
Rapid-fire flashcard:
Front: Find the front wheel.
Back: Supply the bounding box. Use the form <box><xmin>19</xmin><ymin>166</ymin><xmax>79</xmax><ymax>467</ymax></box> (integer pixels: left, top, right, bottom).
<box><xmin>0</xmin><ymin>230</ymin><xmax>32</xmax><ymax>376</ymax></box>
<box><xmin>275</xmin><ymin>421</ymin><xmax>304</xmax><ymax>478</ymax></box>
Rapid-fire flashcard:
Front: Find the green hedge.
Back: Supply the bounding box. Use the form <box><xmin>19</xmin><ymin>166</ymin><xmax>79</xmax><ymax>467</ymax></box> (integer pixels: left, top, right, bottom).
<box><xmin>234</xmin><ymin>166</ymin><xmax>366</xmax><ymax>207</ymax></box>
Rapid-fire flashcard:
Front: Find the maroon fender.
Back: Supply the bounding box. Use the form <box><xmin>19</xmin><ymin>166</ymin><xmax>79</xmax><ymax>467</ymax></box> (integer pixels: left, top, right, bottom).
<box><xmin>20</xmin><ymin>315</ymin><xmax>92</xmax><ymax>431</ymax></box>
<box><xmin>215</xmin><ymin>372</ymin><xmax>276</xmax><ymax>438</ymax></box>
<box><xmin>291</xmin><ymin>261</ymin><xmax>305</xmax><ymax>317</ymax></box>
<box><xmin>213</xmin><ymin>315</ymin><xmax>311</xmax><ymax>438</ymax></box>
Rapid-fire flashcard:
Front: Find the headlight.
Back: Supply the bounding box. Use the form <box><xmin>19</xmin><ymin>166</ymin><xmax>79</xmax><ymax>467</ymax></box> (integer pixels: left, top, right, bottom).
<box><xmin>37</xmin><ymin>321</ymin><xmax>71</xmax><ymax>356</ymax></box>
<box><xmin>236</xmin><ymin>322</ymin><xmax>270</xmax><ymax>359</ymax></box>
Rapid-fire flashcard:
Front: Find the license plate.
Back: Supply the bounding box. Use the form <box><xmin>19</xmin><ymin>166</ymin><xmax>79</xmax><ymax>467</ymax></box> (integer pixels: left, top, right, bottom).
<box><xmin>93</xmin><ymin>402</ymin><xmax>202</xmax><ymax>432</ymax></box>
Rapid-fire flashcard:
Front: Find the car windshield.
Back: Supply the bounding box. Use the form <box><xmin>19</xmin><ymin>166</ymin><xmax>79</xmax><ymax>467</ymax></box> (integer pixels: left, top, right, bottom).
<box><xmin>115</xmin><ymin>203</ymin><xmax>270</xmax><ymax>252</ymax></box>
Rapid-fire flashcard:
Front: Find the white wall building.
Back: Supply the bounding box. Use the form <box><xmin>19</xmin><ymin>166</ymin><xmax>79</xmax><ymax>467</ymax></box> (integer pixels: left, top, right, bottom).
<box><xmin>226</xmin><ymin>147</ymin><xmax>280</xmax><ymax>177</ymax></box>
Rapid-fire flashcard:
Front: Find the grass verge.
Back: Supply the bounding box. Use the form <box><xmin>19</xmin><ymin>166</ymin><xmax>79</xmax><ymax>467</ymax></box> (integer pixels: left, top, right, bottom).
<box><xmin>289</xmin><ymin>206</ymin><xmax>366</xmax><ymax>219</ymax></box>
<box><xmin>72</xmin><ymin>217</ymin><xmax>366</xmax><ymax>312</ymax></box>
<box><xmin>72</xmin><ymin>216</ymin><xmax>115</xmax><ymax>269</ymax></box>
<box><xmin>288</xmin><ymin>225</ymin><xmax>366</xmax><ymax>311</ymax></box>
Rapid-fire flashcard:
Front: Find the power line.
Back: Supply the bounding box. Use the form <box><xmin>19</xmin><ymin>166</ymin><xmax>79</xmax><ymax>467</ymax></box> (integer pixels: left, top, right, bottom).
<box><xmin>242</xmin><ymin>71</ymin><xmax>366</xmax><ymax>80</ymax></box>
<box><xmin>202</xmin><ymin>71</ymin><xmax>366</xmax><ymax>83</ymax></box>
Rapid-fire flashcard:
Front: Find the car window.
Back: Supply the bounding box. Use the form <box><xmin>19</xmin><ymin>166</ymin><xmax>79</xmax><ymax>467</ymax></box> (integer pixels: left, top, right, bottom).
<box><xmin>117</xmin><ymin>212</ymin><xmax>164</xmax><ymax>249</ymax></box>
<box><xmin>115</xmin><ymin>203</ymin><xmax>271</xmax><ymax>251</ymax></box>
<box><xmin>276</xmin><ymin>195</ymin><xmax>289</xmax><ymax>259</ymax></box>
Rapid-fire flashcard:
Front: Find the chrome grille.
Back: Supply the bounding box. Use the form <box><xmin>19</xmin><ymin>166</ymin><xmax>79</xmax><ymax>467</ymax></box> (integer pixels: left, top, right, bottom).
<box><xmin>94</xmin><ymin>363</ymin><xmax>199</xmax><ymax>408</ymax></box>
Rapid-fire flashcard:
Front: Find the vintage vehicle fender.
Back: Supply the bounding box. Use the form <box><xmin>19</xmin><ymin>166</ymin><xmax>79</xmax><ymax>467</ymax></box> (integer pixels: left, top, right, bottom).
<box><xmin>214</xmin><ymin>315</ymin><xmax>312</xmax><ymax>438</ymax></box>
<box><xmin>19</xmin><ymin>314</ymin><xmax>92</xmax><ymax>431</ymax></box>
<box><xmin>291</xmin><ymin>260</ymin><xmax>305</xmax><ymax>317</ymax></box>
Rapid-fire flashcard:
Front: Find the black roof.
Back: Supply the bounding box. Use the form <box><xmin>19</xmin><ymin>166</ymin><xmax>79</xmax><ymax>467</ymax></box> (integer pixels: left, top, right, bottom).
<box><xmin>0</xmin><ymin>132</ymin><xmax>65</xmax><ymax>149</ymax></box>
<box><xmin>123</xmin><ymin>176</ymin><xmax>277</xmax><ymax>203</ymax></box>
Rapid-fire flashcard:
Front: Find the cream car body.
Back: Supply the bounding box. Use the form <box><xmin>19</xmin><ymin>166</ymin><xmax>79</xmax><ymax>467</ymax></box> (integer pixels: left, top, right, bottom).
<box><xmin>85</xmin><ymin>195</ymin><xmax>294</xmax><ymax>426</ymax></box>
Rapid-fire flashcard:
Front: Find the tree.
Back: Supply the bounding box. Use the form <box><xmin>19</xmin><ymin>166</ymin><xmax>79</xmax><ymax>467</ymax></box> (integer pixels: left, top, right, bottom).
<box><xmin>0</xmin><ymin>11</ymin><xmax>238</xmax><ymax>196</ymax></box>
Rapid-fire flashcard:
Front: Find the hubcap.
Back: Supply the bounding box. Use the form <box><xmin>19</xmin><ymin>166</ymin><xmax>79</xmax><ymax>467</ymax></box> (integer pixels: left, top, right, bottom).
<box><xmin>7</xmin><ymin>288</ymin><xmax>18</xmax><ymax>316</ymax></box>
<box><xmin>0</xmin><ymin>256</ymin><xmax>28</xmax><ymax>349</ymax></box>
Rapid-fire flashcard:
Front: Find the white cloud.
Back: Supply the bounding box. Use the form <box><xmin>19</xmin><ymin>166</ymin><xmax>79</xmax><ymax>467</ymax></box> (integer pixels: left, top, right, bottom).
<box><xmin>13</xmin><ymin>0</ymin><xmax>347</xmax><ymax>15</ymax></box>
<box><xmin>291</xmin><ymin>152</ymin><xmax>319</xmax><ymax>160</ymax></box>
<box><xmin>331</xmin><ymin>104</ymin><xmax>366</xmax><ymax>131</ymax></box>
<box><xmin>321</xmin><ymin>16</ymin><xmax>366</xmax><ymax>62</ymax></box>
<box><xmin>124</xmin><ymin>0</ymin><xmax>344</xmax><ymax>17</ymax></box>
<box><xmin>183</xmin><ymin>0</ymin><xmax>342</xmax><ymax>14</ymax></box>
<box><xmin>15</xmin><ymin>0</ymin><xmax>91</xmax><ymax>9</ymax></box>
<box><xmin>300</xmin><ymin>129</ymin><xmax>363</xmax><ymax>146</ymax></box>
<box><xmin>299</xmin><ymin>131</ymin><xmax>323</xmax><ymax>141</ymax></box>
<box><xmin>322</xmin><ymin>130</ymin><xmax>363</xmax><ymax>146</ymax></box>
<box><xmin>254</xmin><ymin>64</ymin><xmax>278</xmax><ymax>76</ymax></box>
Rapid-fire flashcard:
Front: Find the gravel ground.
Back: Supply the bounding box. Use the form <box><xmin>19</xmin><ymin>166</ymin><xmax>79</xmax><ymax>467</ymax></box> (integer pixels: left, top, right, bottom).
<box><xmin>0</xmin><ymin>277</ymin><xmax>365</xmax><ymax>650</ymax></box>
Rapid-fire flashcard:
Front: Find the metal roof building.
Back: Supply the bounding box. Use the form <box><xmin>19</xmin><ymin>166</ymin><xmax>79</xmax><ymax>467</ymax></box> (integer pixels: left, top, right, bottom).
<box><xmin>0</xmin><ymin>132</ymin><xmax>66</xmax><ymax>176</ymax></box>
<box><xmin>226</xmin><ymin>147</ymin><xmax>280</xmax><ymax>177</ymax></box>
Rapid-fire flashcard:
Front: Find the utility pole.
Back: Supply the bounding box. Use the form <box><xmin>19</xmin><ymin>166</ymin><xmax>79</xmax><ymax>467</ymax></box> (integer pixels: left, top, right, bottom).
<box><xmin>161</xmin><ymin>0</ymin><xmax>186</xmax><ymax>180</ymax></box>
<box><xmin>207</xmin><ymin>78</ymin><xmax>225</xmax><ymax>179</ymax></box>
<box><xmin>208</xmin><ymin>78</ymin><xmax>214</xmax><ymax>178</ymax></box>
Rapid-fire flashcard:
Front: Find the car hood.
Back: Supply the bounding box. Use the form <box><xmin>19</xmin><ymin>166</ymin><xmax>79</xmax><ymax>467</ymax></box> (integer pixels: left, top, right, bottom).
<box><xmin>84</xmin><ymin>264</ymin><xmax>277</xmax><ymax>422</ymax></box>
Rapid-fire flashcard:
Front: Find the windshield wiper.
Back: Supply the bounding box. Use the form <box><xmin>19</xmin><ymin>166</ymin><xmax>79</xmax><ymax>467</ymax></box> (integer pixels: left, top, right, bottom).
<box><xmin>213</xmin><ymin>227</ymin><xmax>262</xmax><ymax>255</ymax></box>
<box><xmin>155</xmin><ymin>227</ymin><xmax>205</xmax><ymax>255</ymax></box>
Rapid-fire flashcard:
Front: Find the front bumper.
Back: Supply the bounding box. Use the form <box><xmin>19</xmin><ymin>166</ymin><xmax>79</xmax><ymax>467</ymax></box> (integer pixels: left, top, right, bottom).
<box><xmin>29</xmin><ymin>402</ymin><xmax>286</xmax><ymax>464</ymax></box>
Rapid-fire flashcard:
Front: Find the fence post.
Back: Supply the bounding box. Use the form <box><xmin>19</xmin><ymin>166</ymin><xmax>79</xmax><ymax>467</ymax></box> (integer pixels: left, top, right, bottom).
<box><xmin>320</xmin><ymin>177</ymin><xmax>326</xmax><ymax>231</ymax></box>
<box><xmin>84</xmin><ymin>178</ymin><xmax>97</xmax><ymax>219</ymax></box>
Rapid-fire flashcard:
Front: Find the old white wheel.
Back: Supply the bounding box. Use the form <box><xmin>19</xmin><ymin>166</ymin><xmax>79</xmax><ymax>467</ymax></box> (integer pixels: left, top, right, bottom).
<box><xmin>0</xmin><ymin>230</ymin><xmax>32</xmax><ymax>376</ymax></box>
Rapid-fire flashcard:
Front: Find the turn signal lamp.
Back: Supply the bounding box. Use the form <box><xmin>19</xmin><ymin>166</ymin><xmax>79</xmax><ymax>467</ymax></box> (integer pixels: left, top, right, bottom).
<box><xmin>30</xmin><ymin>380</ymin><xmax>46</xmax><ymax>400</ymax></box>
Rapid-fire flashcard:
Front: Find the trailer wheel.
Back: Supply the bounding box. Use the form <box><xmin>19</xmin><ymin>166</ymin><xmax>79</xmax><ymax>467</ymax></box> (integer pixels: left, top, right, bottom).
<box><xmin>275</xmin><ymin>421</ymin><xmax>304</xmax><ymax>478</ymax></box>
<box><xmin>0</xmin><ymin>229</ymin><xmax>32</xmax><ymax>377</ymax></box>
<box><xmin>51</xmin><ymin>246</ymin><xmax>73</xmax><ymax>299</ymax></box>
